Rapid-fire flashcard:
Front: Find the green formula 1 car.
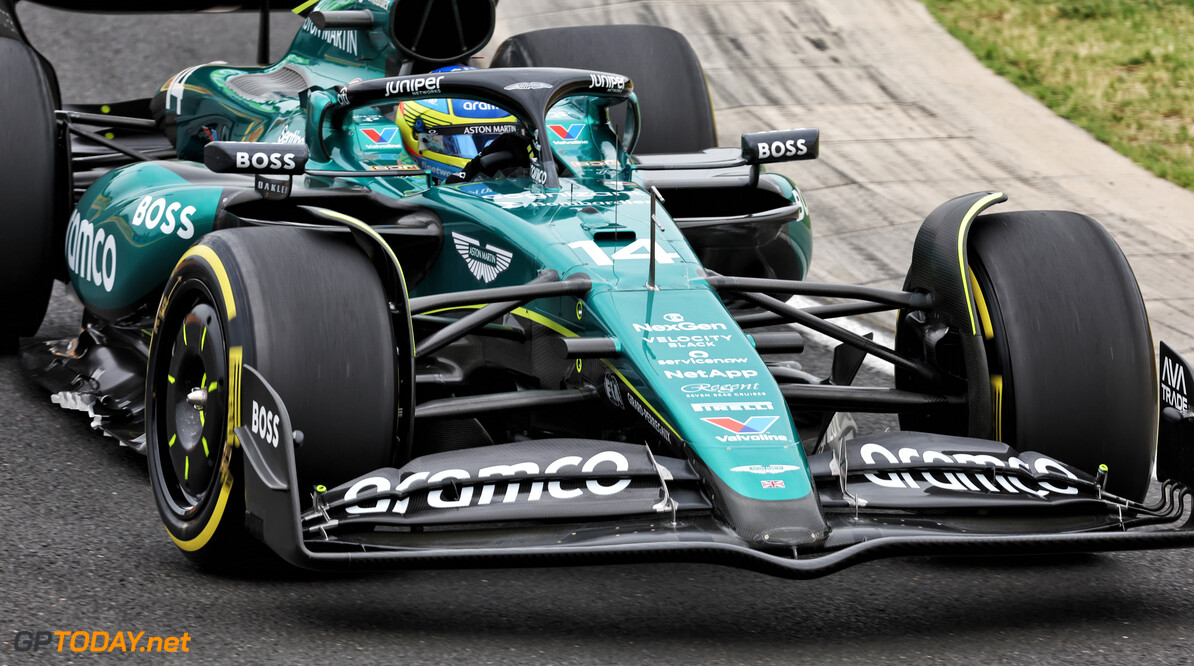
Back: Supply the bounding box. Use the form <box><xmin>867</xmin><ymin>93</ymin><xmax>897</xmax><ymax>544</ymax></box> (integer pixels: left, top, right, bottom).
<box><xmin>5</xmin><ymin>0</ymin><xmax>1194</xmax><ymax>577</ymax></box>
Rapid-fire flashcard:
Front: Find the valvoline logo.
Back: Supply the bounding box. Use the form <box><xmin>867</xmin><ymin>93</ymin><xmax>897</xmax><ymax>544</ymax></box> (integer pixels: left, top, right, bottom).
<box><xmin>702</xmin><ymin>416</ymin><xmax>778</xmax><ymax>434</ymax></box>
<box><xmin>361</xmin><ymin>128</ymin><xmax>400</xmax><ymax>145</ymax></box>
<box><xmin>549</xmin><ymin>124</ymin><xmax>585</xmax><ymax>141</ymax></box>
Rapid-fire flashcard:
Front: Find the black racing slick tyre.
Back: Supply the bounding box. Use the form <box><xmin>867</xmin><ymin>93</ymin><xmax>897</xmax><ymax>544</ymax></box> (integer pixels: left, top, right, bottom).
<box><xmin>491</xmin><ymin>25</ymin><xmax>717</xmax><ymax>154</ymax></box>
<box><xmin>0</xmin><ymin>39</ymin><xmax>63</xmax><ymax>352</ymax></box>
<box><xmin>966</xmin><ymin>211</ymin><xmax>1156</xmax><ymax>501</ymax></box>
<box><xmin>146</xmin><ymin>229</ymin><xmax>397</xmax><ymax>568</ymax></box>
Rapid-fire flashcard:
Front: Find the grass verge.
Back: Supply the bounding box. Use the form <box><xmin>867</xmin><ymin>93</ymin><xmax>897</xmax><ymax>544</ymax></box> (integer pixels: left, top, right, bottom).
<box><xmin>924</xmin><ymin>0</ymin><xmax>1194</xmax><ymax>191</ymax></box>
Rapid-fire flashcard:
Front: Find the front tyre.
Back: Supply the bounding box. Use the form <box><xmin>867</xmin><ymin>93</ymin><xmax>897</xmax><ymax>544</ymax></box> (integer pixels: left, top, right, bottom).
<box><xmin>899</xmin><ymin>210</ymin><xmax>1156</xmax><ymax>501</ymax></box>
<box><xmin>147</xmin><ymin>229</ymin><xmax>397</xmax><ymax>567</ymax></box>
<box><xmin>967</xmin><ymin>211</ymin><xmax>1156</xmax><ymax>501</ymax></box>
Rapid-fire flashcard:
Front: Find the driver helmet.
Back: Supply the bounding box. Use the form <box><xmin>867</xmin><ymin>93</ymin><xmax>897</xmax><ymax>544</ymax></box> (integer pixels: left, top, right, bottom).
<box><xmin>397</xmin><ymin>65</ymin><xmax>521</xmax><ymax>181</ymax></box>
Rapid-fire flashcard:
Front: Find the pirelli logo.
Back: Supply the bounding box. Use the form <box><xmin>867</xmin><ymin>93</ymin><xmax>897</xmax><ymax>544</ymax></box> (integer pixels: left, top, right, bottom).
<box><xmin>690</xmin><ymin>401</ymin><xmax>774</xmax><ymax>413</ymax></box>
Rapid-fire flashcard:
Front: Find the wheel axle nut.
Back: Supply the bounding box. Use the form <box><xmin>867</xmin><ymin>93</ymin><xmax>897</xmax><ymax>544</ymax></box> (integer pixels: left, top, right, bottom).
<box><xmin>186</xmin><ymin>388</ymin><xmax>208</xmax><ymax>410</ymax></box>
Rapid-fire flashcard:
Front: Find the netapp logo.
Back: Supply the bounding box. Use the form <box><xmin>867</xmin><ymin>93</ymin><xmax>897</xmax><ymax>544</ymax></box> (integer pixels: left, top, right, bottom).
<box><xmin>665</xmin><ymin>369</ymin><xmax>758</xmax><ymax>380</ymax></box>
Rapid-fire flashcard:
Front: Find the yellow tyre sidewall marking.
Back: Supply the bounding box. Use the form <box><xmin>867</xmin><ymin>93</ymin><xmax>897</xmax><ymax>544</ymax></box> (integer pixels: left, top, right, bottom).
<box><xmin>957</xmin><ymin>192</ymin><xmax>1005</xmax><ymax>336</ymax></box>
<box><xmin>969</xmin><ymin>267</ymin><xmax>1003</xmax><ymax>441</ymax></box>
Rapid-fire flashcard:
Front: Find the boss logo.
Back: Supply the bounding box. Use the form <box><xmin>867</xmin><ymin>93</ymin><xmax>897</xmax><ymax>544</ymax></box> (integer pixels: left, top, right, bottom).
<box><xmin>757</xmin><ymin>138</ymin><xmax>807</xmax><ymax>160</ymax></box>
<box><xmin>131</xmin><ymin>196</ymin><xmax>196</xmax><ymax>239</ymax></box>
<box><xmin>204</xmin><ymin>142</ymin><xmax>308</xmax><ymax>175</ymax></box>
<box><xmin>741</xmin><ymin>128</ymin><xmax>820</xmax><ymax>164</ymax></box>
<box><xmin>251</xmin><ymin>400</ymin><xmax>281</xmax><ymax>448</ymax></box>
<box><xmin>235</xmin><ymin>151</ymin><xmax>298</xmax><ymax>172</ymax></box>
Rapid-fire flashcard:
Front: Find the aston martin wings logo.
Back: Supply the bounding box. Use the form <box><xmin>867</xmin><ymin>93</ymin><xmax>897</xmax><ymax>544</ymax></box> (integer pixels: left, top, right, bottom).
<box><xmin>451</xmin><ymin>231</ymin><xmax>513</xmax><ymax>283</ymax></box>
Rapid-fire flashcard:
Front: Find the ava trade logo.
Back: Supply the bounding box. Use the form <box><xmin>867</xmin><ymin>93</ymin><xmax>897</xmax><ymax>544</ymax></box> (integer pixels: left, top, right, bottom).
<box><xmin>360</xmin><ymin>127</ymin><xmax>401</xmax><ymax>147</ymax></box>
<box><xmin>702</xmin><ymin>416</ymin><xmax>787</xmax><ymax>442</ymax></box>
<box><xmin>549</xmin><ymin>124</ymin><xmax>585</xmax><ymax>142</ymax></box>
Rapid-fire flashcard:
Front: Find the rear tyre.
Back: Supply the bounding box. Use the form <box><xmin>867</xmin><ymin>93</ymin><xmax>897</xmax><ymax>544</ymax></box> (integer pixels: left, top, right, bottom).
<box><xmin>0</xmin><ymin>39</ymin><xmax>63</xmax><ymax>352</ymax></box>
<box><xmin>907</xmin><ymin>211</ymin><xmax>1156</xmax><ymax>501</ymax></box>
<box><xmin>147</xmin><ymin>229</ymin><xmax>397</xmax><ymax>568</ymax></box>
<box><xmin>492</xmin><ymin>25</ymin><xmax>716</xmax><ymax>154</ymax></box>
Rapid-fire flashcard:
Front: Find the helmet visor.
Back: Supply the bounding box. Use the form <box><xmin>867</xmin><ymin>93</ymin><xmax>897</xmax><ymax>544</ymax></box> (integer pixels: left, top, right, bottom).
<box><xmin>419</xmin><ymin>123</ymin><xmax>521</xmax><ymax>159</ymax></box>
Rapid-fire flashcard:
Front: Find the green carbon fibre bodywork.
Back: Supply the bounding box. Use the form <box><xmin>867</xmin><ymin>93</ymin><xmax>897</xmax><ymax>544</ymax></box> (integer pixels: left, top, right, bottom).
<box><xmin>66</xmin><ymin>0</ymin><xmax>816</xmax><ymax>503</ymax></box>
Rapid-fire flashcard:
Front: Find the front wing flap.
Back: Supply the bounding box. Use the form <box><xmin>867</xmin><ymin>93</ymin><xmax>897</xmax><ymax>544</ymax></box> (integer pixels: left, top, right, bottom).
<box><xmin>303</xmin><ymin>444</ymin><xmax>706</xmax><ymax>531</ymax></box>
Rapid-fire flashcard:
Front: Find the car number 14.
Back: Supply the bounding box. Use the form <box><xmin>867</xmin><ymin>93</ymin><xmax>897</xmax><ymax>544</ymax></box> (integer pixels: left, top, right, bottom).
<box><xmin>567</xmin><ymin>239</ymin><xmax>681</xmax><ymax>266</ymax></box>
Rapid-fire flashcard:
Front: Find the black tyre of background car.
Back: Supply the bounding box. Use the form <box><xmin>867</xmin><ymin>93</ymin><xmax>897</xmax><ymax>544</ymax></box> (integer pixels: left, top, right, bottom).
<box><xmin>146</xmin><ymin>229</ymin><xmax>396</xmax><ymax>567</ymax></box>
<box><xmin>0</xmin><ymin>38</ymin><xmax>64</xmax><ymax>352</ymax></box>
<box><xmin>916</xmin><ymin>211</ymin><xmax>1156</xmax><ymax>501</ymax></box>
<box><xmin>491</xmin><ymin>25</ymin><xmax>717</xmax><ymax>154</ymax></box>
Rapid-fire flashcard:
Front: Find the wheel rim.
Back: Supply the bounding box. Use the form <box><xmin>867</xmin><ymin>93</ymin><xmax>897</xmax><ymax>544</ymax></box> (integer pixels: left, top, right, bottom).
<box><xmin>154</xmin><ymin>286</ymin><xmax>227</xmax><ymax>519</ymax></box>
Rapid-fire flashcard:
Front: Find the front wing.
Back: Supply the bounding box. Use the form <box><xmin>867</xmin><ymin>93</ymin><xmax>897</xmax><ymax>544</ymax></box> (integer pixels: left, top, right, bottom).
<box><xmin>236</xmin><ymin>363</ymin><xmax>1194</xmax><ymax>579</ymax></box>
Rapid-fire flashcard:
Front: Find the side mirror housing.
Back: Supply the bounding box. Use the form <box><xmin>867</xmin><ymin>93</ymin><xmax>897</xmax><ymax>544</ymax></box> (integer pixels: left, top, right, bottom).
<box><xmin>204</xmin><ymin>142</ymin><xmax>309</xmax><ymax>175</ymax></box>
<box><xmin>741</xmin><ymin>128</ymin><xmax>819</xmax><ymax>165</ymax></box>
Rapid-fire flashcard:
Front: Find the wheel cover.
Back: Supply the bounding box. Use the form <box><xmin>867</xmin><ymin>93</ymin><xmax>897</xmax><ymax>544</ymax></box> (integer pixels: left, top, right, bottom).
<box><xmin>154</xmin><ymin>291</ymin><xmax>227</xmax><ymax>519</ymax></box>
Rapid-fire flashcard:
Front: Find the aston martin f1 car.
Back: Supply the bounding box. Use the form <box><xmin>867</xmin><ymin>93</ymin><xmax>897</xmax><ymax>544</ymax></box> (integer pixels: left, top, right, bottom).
<box><xmin>6</xmin><ymin>0</ymin><xmax>1194</xmax><ymax>578</ymax></box>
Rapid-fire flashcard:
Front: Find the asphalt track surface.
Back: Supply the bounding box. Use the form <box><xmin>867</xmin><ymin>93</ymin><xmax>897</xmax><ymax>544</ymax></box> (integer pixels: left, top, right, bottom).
<box><xmin>5</xmin><ymin>2</ymin><xmax>1194</xmax><ymax>664</ymax></box>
